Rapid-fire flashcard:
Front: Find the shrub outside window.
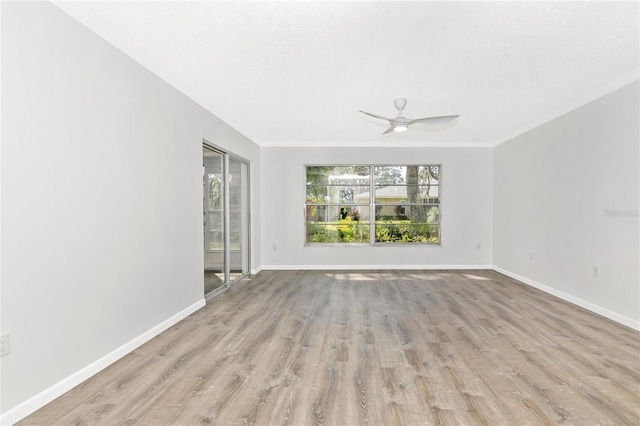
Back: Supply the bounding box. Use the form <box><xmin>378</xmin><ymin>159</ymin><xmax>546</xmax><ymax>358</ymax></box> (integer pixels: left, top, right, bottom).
<box><xmin>305</xmin><ymin>165</ymin><xmax>441</xmax><ymax>245</ymax></box>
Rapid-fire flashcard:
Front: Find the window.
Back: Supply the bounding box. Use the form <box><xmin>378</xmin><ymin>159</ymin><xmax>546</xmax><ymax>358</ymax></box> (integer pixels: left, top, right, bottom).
<box><xmin>305</xmin><ymin>165</ymin><xmax>441</xmax><ymax>245</ymax></box>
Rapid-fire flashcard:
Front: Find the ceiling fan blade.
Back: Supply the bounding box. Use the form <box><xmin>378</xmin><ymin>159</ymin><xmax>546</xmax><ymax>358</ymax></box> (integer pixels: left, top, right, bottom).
<box><xmin>382</xmin><ymin>126</ymin><xmax>395</xmax><ymax>135</ymax></box>
<box><xmin>359</xmin><ymin>110</ymin><xmax>392</xmax><ymax>122</ymax></box>
<box><xmin>409</xmin><ymin>115</ymin><xmax>460</xmax><ymax>126</ymax></box>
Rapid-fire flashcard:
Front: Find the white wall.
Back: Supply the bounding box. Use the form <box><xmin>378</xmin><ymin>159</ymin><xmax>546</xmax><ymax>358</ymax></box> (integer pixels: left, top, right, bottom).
<box><xmin>261</xmin><ymin>147</ymin><xmax>492</xmax><ymax>268</ymax></box>
<box><xmin>493</xmin><ymin>80</ymin><xmax>639</xmax><ymax>328</ymax></box>
<box><xmin>1</xmin><ymin>2</ymin><xmax>260</xmax><ymax>421</ymax></box>
<box><xmin>2</xmin><ymin>1</ymin><xmax>635</xmax><ymax>423</ymax></box>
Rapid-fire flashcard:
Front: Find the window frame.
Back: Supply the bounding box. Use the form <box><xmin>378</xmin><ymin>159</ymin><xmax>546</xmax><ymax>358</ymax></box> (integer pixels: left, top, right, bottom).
<box><xmin>304</xmin><ymin>164</ymin><xmax>442</xmax><ymax>246</ymax></box>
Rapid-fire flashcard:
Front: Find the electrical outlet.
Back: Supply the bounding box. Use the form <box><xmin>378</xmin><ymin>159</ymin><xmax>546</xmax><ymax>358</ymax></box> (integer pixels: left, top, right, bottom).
<box><xmin>593</xmin><ymin>266</ymin><xmax>598</xmax><ymax>278</ymax></box>
<box><xmin>0</xmin><ymin>333</ymin><xmax>10</xmax><ymax>357</ymax></box>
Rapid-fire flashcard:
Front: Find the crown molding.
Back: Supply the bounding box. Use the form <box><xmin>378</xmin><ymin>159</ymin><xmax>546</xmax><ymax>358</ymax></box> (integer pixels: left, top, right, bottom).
<box><xmin>494</xmin><ymin>69</ymin><xmax>640</xmax><ymax>147</ymax></box>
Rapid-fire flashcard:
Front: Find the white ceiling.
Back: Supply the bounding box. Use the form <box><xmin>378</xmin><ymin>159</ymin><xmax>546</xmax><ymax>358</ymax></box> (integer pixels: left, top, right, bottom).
<box><xmin>53</xmin><ymin>1</ymin><xmax>639</xmax><ymax>148</ymax></box>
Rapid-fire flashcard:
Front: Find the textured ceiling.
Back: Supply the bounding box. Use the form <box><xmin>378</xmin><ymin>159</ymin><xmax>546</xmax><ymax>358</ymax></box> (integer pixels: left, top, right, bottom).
<box><xmin>53</xmin><ymin>1</ymin><xmax>639</xmax><ymax>147</ymax></box>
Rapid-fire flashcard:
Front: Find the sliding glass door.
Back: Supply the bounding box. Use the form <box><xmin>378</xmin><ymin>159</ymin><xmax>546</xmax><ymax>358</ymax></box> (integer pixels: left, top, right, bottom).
<box><xmin>203</xmin><ymin>144</ymin><xmax>250</xmax><ymax>298</ymax></box>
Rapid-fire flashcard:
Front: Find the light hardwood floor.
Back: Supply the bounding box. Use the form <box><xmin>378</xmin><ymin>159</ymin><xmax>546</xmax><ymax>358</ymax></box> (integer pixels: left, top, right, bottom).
<box><xmin>19</xmin><ymin>270</ymin><xmax>640</xmax><ymax>425</ymax></box>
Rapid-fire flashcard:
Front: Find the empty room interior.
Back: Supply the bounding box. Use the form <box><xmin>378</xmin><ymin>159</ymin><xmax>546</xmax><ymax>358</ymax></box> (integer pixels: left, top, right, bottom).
<box><xmin>1</xmin><ymin>1</ymin><xmax>639</xmax><ymax>425</ymax></box>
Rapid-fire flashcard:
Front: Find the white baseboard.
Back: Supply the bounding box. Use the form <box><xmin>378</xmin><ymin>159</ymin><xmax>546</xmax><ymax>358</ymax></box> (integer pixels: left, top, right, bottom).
<box><xmin>0</xmin><ymin>299</ymin><xmax>206</xmax><ymax>426</ymax></box>
<box><xmin>259</xmin><ymin>264</ymin><xmax>492</xmax><ymax>270</ymax></box>
<box><xmin>492</xmin><ymin>266</ymin><xmax>640</xmax><ymax>331</ymax></box>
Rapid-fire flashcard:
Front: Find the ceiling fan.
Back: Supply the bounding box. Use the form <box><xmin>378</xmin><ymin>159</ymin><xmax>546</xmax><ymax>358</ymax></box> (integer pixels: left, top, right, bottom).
<box><xmin>359</xmin><ymin>98</ymin><xmax>459</xmax><ymax>134</ymax></box>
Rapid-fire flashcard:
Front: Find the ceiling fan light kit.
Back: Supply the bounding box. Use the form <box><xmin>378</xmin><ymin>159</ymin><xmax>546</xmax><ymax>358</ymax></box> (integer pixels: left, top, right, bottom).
<box><xmin>360</xmin><ymin>98</ymin><xmax>459</xmax><ymax>134</ymax></box>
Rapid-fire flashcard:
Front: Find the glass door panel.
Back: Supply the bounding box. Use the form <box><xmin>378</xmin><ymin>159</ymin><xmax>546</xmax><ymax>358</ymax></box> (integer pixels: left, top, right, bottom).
<box><xmin>228</xmin><ymin>158</ymin><xmax>250</xmax><ymax>281</ymax></box>
<box><xmin>203</xmin><ymin>146</ymin><xmax>225</xmax><ymax>295</ymax></box>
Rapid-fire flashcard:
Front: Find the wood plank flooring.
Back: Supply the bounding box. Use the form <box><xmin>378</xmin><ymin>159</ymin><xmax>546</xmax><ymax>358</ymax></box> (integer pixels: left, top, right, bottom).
<box><xmin>18</xmin><ymin>270</ymin><xmax>640</xmax><ymax>425</ymax></box>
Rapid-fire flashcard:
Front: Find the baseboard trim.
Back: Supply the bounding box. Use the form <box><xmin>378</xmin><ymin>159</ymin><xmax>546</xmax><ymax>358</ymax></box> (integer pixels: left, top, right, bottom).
<box><xmin>0</xmin><ymin>299</ymin><xmax>206</xmax><ymax>426</ymax></box>
<box><xmin>259</xmin><ymin>264</ymin><xmax>493</xmax><ymax>270</ymax></box>
<box><xmin>492</xmin><ymin>266</ymin><xmax>640</xmax><ymax>331</ymax></box>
